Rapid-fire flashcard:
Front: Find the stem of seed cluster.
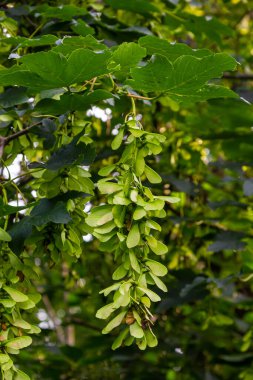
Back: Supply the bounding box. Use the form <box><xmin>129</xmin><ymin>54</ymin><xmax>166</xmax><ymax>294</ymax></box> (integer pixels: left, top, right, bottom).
<box><xmin>130</xmin><ymin>96</ymin><xmax>136</xmax><ymax>117</ymax></box>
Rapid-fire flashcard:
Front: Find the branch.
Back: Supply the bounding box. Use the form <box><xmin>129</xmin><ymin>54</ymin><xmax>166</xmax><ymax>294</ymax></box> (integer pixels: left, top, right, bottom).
<box><xmin>5</xmin><ymin>122</ymin><xmax>41</xmax><ymax>144</ymax></box>
<box><xmin>90</xmin><ymin>76</ymin><xmax>97</xmax><ymax>91</ymax></box>
<box><xmin>0</xmin><ymin>137</ymin><xmax>4</xmax><ymax>159</ymax></box>
<box><xmin>223</xmin><ymin>74</ymin><xmax>253</xmax><ymax>80</ymax></box>
<box><xmin>64</xmin><ymin>317</ymin><xmax>101</xmax><ymax>332</ymax></box>
<box><xmin>42</xmin><ymin>294</ymin><xmax>66</xmax><ymax>344</ymax></box>
<box><xmin>127</xmin><ymin>93</ymin><xmax>153</xmax><ymax>100</ymax></box>
<box><xmin>0</xmin><ymin>122</ymin><xmax>41</xmax><ymax>159</ymax></box>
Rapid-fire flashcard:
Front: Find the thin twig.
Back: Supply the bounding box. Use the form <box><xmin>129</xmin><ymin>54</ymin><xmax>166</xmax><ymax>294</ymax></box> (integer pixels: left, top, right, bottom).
<box><xmin>29</xmin><ymin>23</ymin><xmax>45</xmax><ymax>39</ymax></box>
<box><xmin>127</xmin><ymin>93</ymin><xmax>153</xmax><ymax>100</ymax></box>
<box><xmin>90</xmin><ymin>77</ymin><xmax>97</xmax><ymax>91</ymax></box>
<box><xmin>42</xmin><ymin>294</ymin><xmax>66</xmax><ymax>344</ymax></box>
<box><xmin>5</xmin><ymin>122</ymin><xmax>41</xmax><ymax>144</ymax></box>
<box><xmin>62</xmin><ymin>263</ymin><xmax>75</xmax><ymax>347</ymax></box>
<box><xmin>0</xmin><ymin>138</ymin><xmax>5</xmax><ymax>160</ymax></box>
<box><xmin>0</xmin><ymin>122</ymin><xmax>41</xmax><ymax>158</ymax></box>
<box><xmin>65</xmin><ymin>317</ymin><xmax>101</xmax><ymax>332</ymax></box>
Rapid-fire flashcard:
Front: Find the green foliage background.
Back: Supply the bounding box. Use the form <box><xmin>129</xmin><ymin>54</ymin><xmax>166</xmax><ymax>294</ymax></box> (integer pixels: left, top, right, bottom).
<box><xmin>0</xmin><ymin>0</ymin><xmax>253</xmax><ymax>379</ymax></box>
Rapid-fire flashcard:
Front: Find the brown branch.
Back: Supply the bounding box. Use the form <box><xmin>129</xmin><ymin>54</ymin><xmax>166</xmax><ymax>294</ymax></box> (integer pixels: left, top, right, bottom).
<box><xmin>62</xmin><ymin>263</ymin><xmax>75</xmax><ymax>347</ymax></box>
<box><xmin>127</xmin><ymin>93</ymin><xmax>153</xmax><ymax>100</ymax></box>
<box><xmin>5</xmin><ymin>122</ymin><xmax>41</xmax><ymax>144</ymax></box>
<box><xmin>42</xmin><ymin>294</ymin><xmax>66</xmax><ymax>344</ymax></box>
<box><xmin>223</xmin><ymin>74</ymin><xmax>253</xmax><ymax>80</ymax></box>
<box><xmin>0</xmin><ymin>122</ymin><xmax>41</xmax><ymax>159</ymax></box>
<box><xmin>0</xmin><ymin>137</ymin><xmax>4</xmax><ymax>159</ymax></box>
<box><xmin>65</xmin><ymin>317</ymin><xmax>101</xmax><ymax>332</ymax></box>
<box><xmin>90</xmin><ymin>77</ymin><xmax>97</xmax><ymax>91</ymax></box>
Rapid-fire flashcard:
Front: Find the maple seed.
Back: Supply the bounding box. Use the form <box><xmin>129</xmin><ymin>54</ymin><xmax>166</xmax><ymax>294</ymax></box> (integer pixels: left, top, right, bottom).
<box><xmin>17</xmin><ymin>270</ymin><xmax>25</xmax><ymax>282</ymax></box>
<box><xmin>125</xmin><ymin>312</ymin><xmax>135</xmax><ymax>325</ymax></box>
<box><xmin>1</xmin><ymin>323</ymin><xmax>7</xmax><ymax>331</ymax></box>
<box><xmin>141</xmin><ymin>319</ymin><xmax>150</xmax><ymax>330</ymax></box>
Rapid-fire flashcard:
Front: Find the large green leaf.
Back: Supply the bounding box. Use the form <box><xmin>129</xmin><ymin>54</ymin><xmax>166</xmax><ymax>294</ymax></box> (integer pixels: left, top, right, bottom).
<box><xmin>8</xmin><ymin>219</ymin><xmax>33</xmax><ymax>255</ymax></box>
<box><xmin>184</xmin><ymin>14</ymin><xmax>234</xmax><ymax>45</ymax></box>
<box><xmin>127</xmin><ymin>53</ymin><xmax>237</xmax><ymax>102</ymax></box>
<box><xmin>139</xmin><ymin>36</ymin><xmax>211</xmax><ymax>62</ymax></box>
<box><xmin>105</xmin><ymin>0</ymin><xmax>159</xmax><ymax>14</ymax></box>
<box><xmin>35</xmin><ymin>4</ymin><xmax>87</xmax><ymax>21</ymax></box>
<box><xmin>30</xmin><ymin>199</ymin><xmax>72</xmax><ymax>226</ymax></box>
<box><xmin>52</xmin><ymin>36</ymin><xmax>107</xmax><ymax>56</ymax></box>
<box><xmin>0</xmin><ymin>49</ymin><xmax>111</xmax><ymax>90</ymax></box>
<box><xmin>1</xmin><ymin>34</ymin><xmax>58</xmax><ymax>48</ymax></box>
<box><xmin>71</xmin><ymin>19</ymin><xmax>95</xmax><ymax>37</ymax></box>
<box><xmin>35</xmin><ymin>90</ymin><xmax>114</xmax><ymax>115</ymax></box>
<box><xmin>0</xmin><ymin>87</ymin><xmax>28</xmax><ymax>107</ymax></box>
<box><xmin>63</xmin><ymin>49</ymin><xmax>111</xmax><ymax>85</ymax></box>
<box><xmin>45</xmin><ymin>131</ymin><xmax>96</xmax><ymax>170</ymax></box>
<box><xmin>176</xmin><ymin>84</ymin><xmax>238</xmax><ymax>103</ymax></box>
<box><xmin>20</xmin><ymin>51</ymin><xmax>67</xmax><ymax>87</ymax></box>
<box><xmin>0</xmin><ymin>66</ymin><xmax>45</xmax><ymax>89</ymax></box>
<box><xmin>112</xmin><ymin>42</ymin><xmax>146</xmax><ymax>76</ymax></box>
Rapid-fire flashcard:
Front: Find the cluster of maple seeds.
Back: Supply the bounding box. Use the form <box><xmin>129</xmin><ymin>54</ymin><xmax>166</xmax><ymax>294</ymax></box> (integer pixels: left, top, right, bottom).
<box><xmin>86</xmin><ymin>114</ymin><xmax>179</xmax><ymax>349</ymax></box>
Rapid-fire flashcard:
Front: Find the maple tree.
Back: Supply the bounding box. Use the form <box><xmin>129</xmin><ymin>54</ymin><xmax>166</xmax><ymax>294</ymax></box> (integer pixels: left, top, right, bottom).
<box><xmin>0</xmin><ymin>1</ymin><xmax>253</xmax><ymax>379</ymax></box>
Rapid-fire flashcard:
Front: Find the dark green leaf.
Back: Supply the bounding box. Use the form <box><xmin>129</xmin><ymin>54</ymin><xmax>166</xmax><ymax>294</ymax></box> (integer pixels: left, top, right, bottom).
<box><xmin>112</xmin><ymin>42</ymin><xmax>146</xmax><ymax>75</ymax></box>
<box><xmin>1</xmin><ymin>34</ymin><xmax>58</xmax><ymax>48</ymax></box>
<box><xmin>36</xmin><ymin>4</ymin><xmax>87</xmax><ymax>21</ymax></box>
<box><xmin>35</xmin><ymin>90</ymin><xmax>114</xmax><ymax>115</ymax></box>
<box><xmin>105</xmin><ymin>0</ymin><xmax>159</xmax><ymax>15</ymax></box>
<box><xmin>0</xmin><ymin>49</ymin><xmax>111</xmax><ymax>90</ymax></box>
<box><xmin>45</xmin><ymin>132</ymin><xmax>96</xmax><ymax>170</ymax></box>
<box><xmin>20</xmin><ymin>51</ymin><xmax>68</xmax><ymax>88</ymax></box>
<box><xmin>127</xmin><ymin>53</ymin><xmax>237</xmax><ymax>102</ymax></box>
<box><xmin>0</xmin><ymin>87</ymin><xmax>28</xmax><ymax>107</ymax></box>
<box><xmin>208</xmin><ymin>231</ymin><xmax>245</xmax><ymax>252</ymax></box>
<box><xmin>52</xmin><ymin>36</ymin><xmax>107</xmax><ymax>55</ymax></box>
<box><xmin>139</xmin><ymin>35</ymin><xmax>212</xmax><ymax>62</ymax></box>
<box><xmin>8</xmin><ymin>219</ymin><xmax>33</xmax><ymax>255</ymax></box>
<box><xmin>71</xmin><ymin>19</ymin><xmax>95</xmax><ymax>36</ymax></box>
<box><xmin>30</xmin><ymin>199</ymin><xmax>71</xmax><ymax>226</ymax></box>
<box><xmin>63</xmin><ymin>49</ymin><xmax>111</xmax><ymax>86</ymax></box>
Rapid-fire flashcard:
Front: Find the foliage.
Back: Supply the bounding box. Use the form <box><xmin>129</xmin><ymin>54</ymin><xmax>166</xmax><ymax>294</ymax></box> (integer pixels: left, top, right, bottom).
<box><xmin>0</xmin><ymin>0</ymin><xmax>252</xmax><ymax>379</ymax></box>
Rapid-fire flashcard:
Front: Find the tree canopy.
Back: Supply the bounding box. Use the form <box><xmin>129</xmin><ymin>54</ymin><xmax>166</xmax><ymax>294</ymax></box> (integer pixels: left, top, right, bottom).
<box><xmin>0</xmin><ymin>1</ymin><xmax>253</xmax><ymax>379</ymax></box>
